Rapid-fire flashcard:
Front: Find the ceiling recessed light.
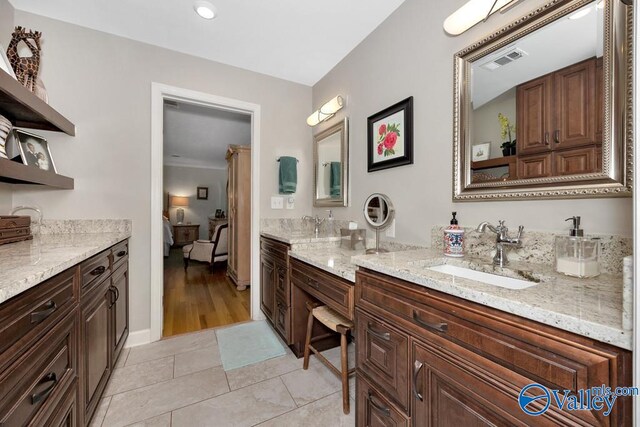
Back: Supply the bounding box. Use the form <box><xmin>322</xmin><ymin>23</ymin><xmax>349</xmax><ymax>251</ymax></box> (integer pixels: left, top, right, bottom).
<box><xmin>194</xmin><ymin>1</ymin><xmax>217</xmax><ymax>20</ymax></box>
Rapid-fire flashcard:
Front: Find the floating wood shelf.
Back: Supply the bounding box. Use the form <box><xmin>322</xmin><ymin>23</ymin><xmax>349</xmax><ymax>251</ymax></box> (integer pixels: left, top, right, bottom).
<box><xmin>471</xmin><ymin>156</ymin><xmax>516</xmax><ymax>170</ymax></box>
<box><xmin>0</xmin><ymin>158</ymin><xmax>74</xmax><ymax>189</ymax></box>
<box><xmin>0</xmin><ymin>69</ymin><xmax>75</xmax><ymax>135</ymax></box>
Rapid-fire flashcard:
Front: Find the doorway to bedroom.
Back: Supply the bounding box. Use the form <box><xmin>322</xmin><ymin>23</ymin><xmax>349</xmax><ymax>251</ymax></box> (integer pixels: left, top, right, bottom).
<box><xmin>161</xmin><ymin>99</ymin><xmax>251</xmax><ymax>337</ymax></box>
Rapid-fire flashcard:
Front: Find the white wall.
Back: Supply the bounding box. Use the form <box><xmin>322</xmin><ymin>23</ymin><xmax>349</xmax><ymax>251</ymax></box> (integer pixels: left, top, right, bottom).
<box><xmin>312</xmin><ymin>0</ymin><xmax>633</xmax><ymax>240</ymax></box>
<box><xmin>163</xmin><ymin>165</ymin><xmax>227</xmax><ymax>240</ymax></box>
<box><xmin>10</xmin><ymin>11</ymin><xmax>313</xmax><ymax>335</ymax></box>
<box><xmin>471</xmin><ymin>88</ymin><xmax>516</xmax><ymax>159</ymax></box>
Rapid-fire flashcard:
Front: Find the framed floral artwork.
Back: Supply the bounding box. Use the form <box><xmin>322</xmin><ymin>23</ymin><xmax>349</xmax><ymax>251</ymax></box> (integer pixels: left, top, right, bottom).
<box><xmin>367</xmin><ymin>96</ymin><xmax>413</xmax><ymax>172</ymax></box>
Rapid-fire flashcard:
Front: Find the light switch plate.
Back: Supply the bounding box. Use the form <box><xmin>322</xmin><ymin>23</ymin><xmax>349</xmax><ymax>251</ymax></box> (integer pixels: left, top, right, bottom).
<box><xmin>285</xmin><ymin>196</ymin><xmax>295</xmax><ymax>209</ymax></box>
<box><xmin>385</xmin><ymin>219</ymin><xmax>396</xmax><ymax>238</ymax></box>
<box><xmin>271</xmin><ymin>196</ymin><xmax>284</xmax><ymax>209</ymax></box>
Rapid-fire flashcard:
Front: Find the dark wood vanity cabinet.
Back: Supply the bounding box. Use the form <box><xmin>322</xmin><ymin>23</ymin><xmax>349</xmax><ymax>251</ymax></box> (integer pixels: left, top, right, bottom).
<box><xmin>260</xmin><ymin>237</ymin><xmax>292</xmax><ymax>344</ymax></box>
<box><xmin>355</xmin><ymin>268</ymin><xmax>632</xmax><ymax>427</ymax></box>
<box><xmin>517</xmin><ymin>57</ymin><xmax>602</xmax><ymax>179</ymax></box>
<box><xmin>0</xmin><ymin>239</ymin><xmax>129</xmax><ymax>427</ymax></box>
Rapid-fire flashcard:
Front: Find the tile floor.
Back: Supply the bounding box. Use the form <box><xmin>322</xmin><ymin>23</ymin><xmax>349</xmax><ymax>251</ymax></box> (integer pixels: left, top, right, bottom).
<box><xmin>92</xmin><ymin>325</ymin><xmax>356</xmax><ymax>427</ymax></box>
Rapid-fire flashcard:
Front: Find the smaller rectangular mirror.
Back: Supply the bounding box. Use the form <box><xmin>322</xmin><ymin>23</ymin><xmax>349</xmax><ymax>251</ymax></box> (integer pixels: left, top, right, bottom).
<box><xmin>314</xmin><ymin>118</ymin><xmax>349</xmax><ymax>207</ymax></box>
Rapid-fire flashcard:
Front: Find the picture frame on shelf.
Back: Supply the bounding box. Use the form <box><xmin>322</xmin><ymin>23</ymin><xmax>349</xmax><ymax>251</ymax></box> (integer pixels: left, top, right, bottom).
<box><xmin>367</xmin><ymin>96</ymin><xmax>413</xmax><ymax>172</ymax></box>
<box><xmin>197</xmin><ymin>186</ymin><xmax>209</xmax><ymax>200</ymax></box>
<box><xmin>14</xmin><ymin>129</ymin><xmax>57</xmax><ymax>173</ymax></box>
<box><xmin>0</xmin><ymin>44</ymin><xmax>16</xmax><ymax>79</ymax></box>
<box><xmin>472</xmin><ymin>142</ymin><xmax>491</xmax><ymax>162</ymax></box>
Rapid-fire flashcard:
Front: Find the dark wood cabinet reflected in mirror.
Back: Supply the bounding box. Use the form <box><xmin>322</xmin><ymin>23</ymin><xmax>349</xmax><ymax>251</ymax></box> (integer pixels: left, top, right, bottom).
<box><xmin>454</xmin><ymin>0</ymin><xmax>632</xmax><ymax>200</ymax></box>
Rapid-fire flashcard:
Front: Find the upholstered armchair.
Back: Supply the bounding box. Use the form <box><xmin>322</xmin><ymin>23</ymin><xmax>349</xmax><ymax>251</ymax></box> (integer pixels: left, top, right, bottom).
<box><xmin>183</xmin><ymin>223</ymin><xmax>228</xmax><ymax>270</ymax></box>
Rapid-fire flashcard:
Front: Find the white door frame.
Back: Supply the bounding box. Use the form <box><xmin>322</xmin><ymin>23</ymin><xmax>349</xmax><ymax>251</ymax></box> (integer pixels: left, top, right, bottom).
<box><xmin>150</xmin><ymin>83</ymin><xmax>263</xmax><ymax>343</ymax></box>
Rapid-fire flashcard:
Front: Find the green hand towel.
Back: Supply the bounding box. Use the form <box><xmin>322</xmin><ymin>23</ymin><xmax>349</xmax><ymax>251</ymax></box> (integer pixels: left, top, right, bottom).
<box><xmin>330</xmin><ymin>162</ymin><xmax>341</xmax><ymax>197</ymax></box>
<box><xmin>279</xmin><ymin>156</ymin><xmax>297</xmax><ymax>194</ymax></box>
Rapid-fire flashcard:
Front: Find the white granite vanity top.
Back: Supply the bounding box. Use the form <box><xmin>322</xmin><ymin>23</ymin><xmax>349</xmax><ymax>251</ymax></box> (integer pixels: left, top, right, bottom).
<box><xmin>260</xmin><ymin>230</ymin><xmax>342</xmax><ymax>245</ymax></box>
<box><xmin>288</xmin><ymin>246</ymin><xmax>364</xmax><ymax>282</ymax></box>
<box><xmin>0</xmin><ymin>232</ymin><xmax>131</xmax><ymax>304</ymax></box>
<box><xmin>352</xmin><ymin>249</ymin><xmax>631</xmax><ymax>350</ymax></box>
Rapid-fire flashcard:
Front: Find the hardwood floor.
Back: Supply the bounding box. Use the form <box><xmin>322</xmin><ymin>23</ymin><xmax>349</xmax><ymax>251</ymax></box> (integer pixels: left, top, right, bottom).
<box><xmin>163</xmin><ymin>248</ymin><xmax>250</xmax><ymax>337</ymax></box>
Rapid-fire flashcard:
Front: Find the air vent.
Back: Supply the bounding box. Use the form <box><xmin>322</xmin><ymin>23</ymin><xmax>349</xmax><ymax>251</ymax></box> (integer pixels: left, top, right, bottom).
<box><xmin>481</xmin><ymin>48</ymin><xmax>528</xmax><ymax>71</ymax></box>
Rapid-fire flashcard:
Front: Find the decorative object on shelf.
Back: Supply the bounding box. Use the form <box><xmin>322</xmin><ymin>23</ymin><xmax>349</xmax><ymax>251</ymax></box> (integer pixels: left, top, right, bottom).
<box><xmin>306</xmin><ymin>95</ymin><xmax>344</xmax><ymax>127</ymax></box>
<box><xmin>197</xmin><ymin>186</ymin><xmax>208</xmax><ymax>200</ymax></box>
<box><xmin>498</xmin><ymin>113</ymin><xmax>516</xmax><ymax>157</ymax></box>
<box><xmin>6</xmin><ymin>26</ymin><xmax>42</xmax><ymax>92</ymax></box>
<box><xmin>367</xmin><ymin>97</ymin><xmax>413</xmax><ymax>172</ymax></box>
<box><xmin>0</xmin><ymin>43</ymin><xmax>16</xmax><ymax>79</ymax></box>
<box><xmin>170</xmin><ymin>195</ymin><xmax>189</xmax><ymax>224</ymax></box>
<box><xmin>214</xmin><ymin>209</ymin><xmax>225</xmax><ymax>218</ymax></box>
<box><xmin>0</xmin><ymin>114</ymin><xmax>11</xmax><ymax>159</ymax></box>
<box><xmin>443</xmin><ymin>0</ymin><xmax>525</xmax><ymax>35</ymax></box>
<box><xmin>471</xmin><ymin>142</ymin><xmax>490</xmax><ymax>161</ymax></box>
<box><xmin>13</xmin><ymin>129</ymin><xmax>57</xmax><ymax>173</ymax></box>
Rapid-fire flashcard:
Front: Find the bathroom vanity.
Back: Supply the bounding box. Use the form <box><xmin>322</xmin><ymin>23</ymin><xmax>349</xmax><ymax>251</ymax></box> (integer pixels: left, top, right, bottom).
<box><xmin>0</xmin><ymin>232</ymin><xmax>130</xmax><ymax>426</ymax></box>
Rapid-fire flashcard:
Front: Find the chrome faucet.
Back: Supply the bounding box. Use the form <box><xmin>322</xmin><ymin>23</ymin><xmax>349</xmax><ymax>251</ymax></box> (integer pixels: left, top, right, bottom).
<box><xmin>302</xmin><ymin>215</ymin><xmax>325</xmax><ymax>237</ymax></box>
<box><xmin>476</xmin><ymin>220</ymin><xmax>524</xmax><ymax>267</ymax></box>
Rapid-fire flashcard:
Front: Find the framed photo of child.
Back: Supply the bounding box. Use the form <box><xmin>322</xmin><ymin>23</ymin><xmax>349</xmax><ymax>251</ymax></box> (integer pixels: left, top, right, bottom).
<box><xmin>14</xmin><ymin>129</ymin><xmax>57</xmax><ymax>173</ymax></box>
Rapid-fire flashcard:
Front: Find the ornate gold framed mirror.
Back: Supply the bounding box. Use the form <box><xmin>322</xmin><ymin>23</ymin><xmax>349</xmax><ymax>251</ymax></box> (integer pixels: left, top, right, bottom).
<box><xmin>453</xmin><ymin>0</ymin><xmax>632</xmax><ymax>200</ymax></box>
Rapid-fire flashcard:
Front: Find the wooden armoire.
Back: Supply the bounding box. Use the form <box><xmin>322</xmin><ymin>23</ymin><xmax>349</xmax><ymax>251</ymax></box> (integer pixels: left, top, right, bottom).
<box><xmin>226</xmin><ymin>145</ymin><xmax>251</xmax><ymax>291</ymax></box>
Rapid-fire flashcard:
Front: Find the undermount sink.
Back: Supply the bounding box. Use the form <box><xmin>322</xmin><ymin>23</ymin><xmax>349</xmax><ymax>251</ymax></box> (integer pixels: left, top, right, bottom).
<box><xmin>427</xmin><ymin>264</ymin><xmax>538</xmax><ymax>290</ymax></box>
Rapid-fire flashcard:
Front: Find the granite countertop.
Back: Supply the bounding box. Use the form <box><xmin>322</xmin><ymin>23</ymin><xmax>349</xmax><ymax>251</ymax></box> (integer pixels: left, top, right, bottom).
<box><xmin>261</xmin><ymin>230</ymin><xmax>342</xmax><ymax>245</ymax></box>
<box><xmin>289</xmin><ymin>246</ymin><xmax>365</xmax><ymax>282</ymax></box>
<box><xmin>352</xmin><ymin>249</ymin><xmax>631</xmax><ymax>350</ymax></box>
<box><xmin>0</xmin><ymin>232</ymin><xmax>131</xmax><ymax>304</ymax></box>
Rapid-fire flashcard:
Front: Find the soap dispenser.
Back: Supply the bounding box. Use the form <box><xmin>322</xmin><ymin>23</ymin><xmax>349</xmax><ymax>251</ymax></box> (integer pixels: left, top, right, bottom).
<box><xmin>444</xmin><ymin>212</ymin><xmax>464</xmax><ymax>258</ymax></box>
<box><xmin>555</xmin><ymin>216</ymin><xmax>601</xmax><ymax>278</ymax></box>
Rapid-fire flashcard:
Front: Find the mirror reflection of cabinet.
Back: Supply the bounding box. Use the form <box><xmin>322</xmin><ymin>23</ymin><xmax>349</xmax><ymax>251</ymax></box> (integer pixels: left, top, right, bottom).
<box><xmin>313</xmin><ymin>119</ymin><xmax>348</xmax><ymax>207</ymax></box>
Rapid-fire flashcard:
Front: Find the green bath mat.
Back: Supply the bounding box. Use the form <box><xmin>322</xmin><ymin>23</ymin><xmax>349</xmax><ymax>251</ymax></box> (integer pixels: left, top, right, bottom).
<box><xmin>216</xmin><ymin>320</ymin><xmax>287</xmax><ymax>371</ymax></box>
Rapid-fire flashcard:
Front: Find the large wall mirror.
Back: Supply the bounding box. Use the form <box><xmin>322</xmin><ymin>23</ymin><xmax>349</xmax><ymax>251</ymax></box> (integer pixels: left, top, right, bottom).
<box><xmin>314</xmin><ymin>118</ymin><xmax>349</xmax><ymax>207</ymax></box>
<box><xmin>453</xmin><ymin>0</ymin><xmax>632</xmax><ymax>200</ymax></box>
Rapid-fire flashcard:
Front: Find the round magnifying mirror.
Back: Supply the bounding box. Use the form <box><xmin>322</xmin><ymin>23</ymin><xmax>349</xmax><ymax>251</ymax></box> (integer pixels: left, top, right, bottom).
<box><xmin>363</xmin><ymin>193</ymin><xmax>395</xmax><ymax>254</ymax></box>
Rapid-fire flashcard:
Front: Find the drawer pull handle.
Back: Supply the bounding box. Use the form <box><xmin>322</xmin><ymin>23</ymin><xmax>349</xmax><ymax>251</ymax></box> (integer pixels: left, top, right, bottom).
<box><xmin>412</xmin><ymin>310</ymin><xmax>448</xmax><ymax>333</ymax></box>
<box><xmin>30</xmin><ymin>301</ymin><xmax>57</xmax><ymax>324</ymax></box>
<box><xmin>412</xmin><ymin>360</ymin><xmax>424</xmax><ymax>402</ymax></box>
<box><xmin>91</xmin><ymin>265</ymin><xmax>107</xmax><ymax>276</ymax></box>
<box><xmin>554</xmin><ymin>130</ymin><xmax>560</xmax><ymax>144</ymax></box>
<box><xmin>367</xmin><ymin>392</ymin><xmax>391</xmax><ymax>417</ymax></box>
<box><xmin>306</xmin><ymin>277</ymin><xmax>319</xmax><ymax>289</ymax></box>
<box><xmin>116</xmin><ymin>250</ymin><xmax>127</xmax><ymax>257</ymax></box>
<box><xmin>31</xmin><ymin>372</ymin><xmax>57</xmax><ymax>405</ymax></box>
<box><xmin>367</xmin><ymin>323</ymin><xmax>390</xmax><ymax>341</ymax></box>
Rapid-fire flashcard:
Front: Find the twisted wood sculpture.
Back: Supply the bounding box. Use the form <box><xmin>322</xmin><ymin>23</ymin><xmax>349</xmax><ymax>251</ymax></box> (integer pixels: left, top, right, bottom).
<box><xmin>6</xmin><ymin>26</ymin><xmax>42</xmax><ymax>92</ymax></box>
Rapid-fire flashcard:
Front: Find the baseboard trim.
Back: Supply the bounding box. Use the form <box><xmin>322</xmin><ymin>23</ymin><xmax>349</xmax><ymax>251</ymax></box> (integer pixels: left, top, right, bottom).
<box><xmin>125</xmin><ymin>329</ymin><xmax>152</xmax><ymax>348</ymax></box>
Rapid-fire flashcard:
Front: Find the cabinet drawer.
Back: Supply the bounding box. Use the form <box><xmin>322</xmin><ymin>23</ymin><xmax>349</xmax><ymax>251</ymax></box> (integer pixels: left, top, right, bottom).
<box><xmin>356</xmin><ymin>309</ymin><xmax>409</xmax><ymax>413</ymax></box>
<box><xmin>0</xmin><ymin>310</ymin><xmax>77</xmax><ymax>427</ymax></box>
<box><xmin>274</xmin><ymin>261</ymin><xmax>289</xmax><ymax>300</ymax></box>
<box><xmin>260</xmin><ymin>237</ymin><xmax>289</xmax><ymax>260</ymax></box>
<box><xmin>111</xmin><ymin>240</ymin><xmax>129</xmax><ymax>270</ymax></box>
<box><xmin>291</xmin><ymin>259</ymin><xmax>353</xmax><ymax>321</ymax></box>
<box><xmin>356</xmin><ymin>269</ymin><xmax>629</xmax><ymax>425</ymax></box>
<box><xmin>80</xmin><ymin>250</ymin><xmax>111</xmax><ymax>292</ymax></box>
<box><xmin>356</xmin><ymin>374</ymin><xmax>409</xmax><ymax>427</ymax></box>
<box><xmin>0</xmin><ymin>269</ymin><xmax>76</xmax><ymax>371</ymax></box>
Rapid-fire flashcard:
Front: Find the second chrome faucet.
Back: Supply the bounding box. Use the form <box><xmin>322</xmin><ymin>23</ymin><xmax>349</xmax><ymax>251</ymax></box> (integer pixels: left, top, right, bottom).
<box><xmin>476</xmin><ymin>220</ymin><xmax>524</xmax><ymax>267</ymax></box>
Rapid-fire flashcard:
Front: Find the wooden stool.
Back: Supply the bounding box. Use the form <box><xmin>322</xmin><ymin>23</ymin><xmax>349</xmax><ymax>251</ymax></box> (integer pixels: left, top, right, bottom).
<box><xmin>303</xmin><ymin>302</ymin><xmax>355</xmax><ymax>414</ymax></box>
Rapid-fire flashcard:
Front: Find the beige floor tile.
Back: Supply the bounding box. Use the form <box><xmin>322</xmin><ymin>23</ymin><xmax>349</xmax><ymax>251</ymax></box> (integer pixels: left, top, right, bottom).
<box><xmin>280</xmin><ymin>358</ymin><xmax>342</xmax><ymax>406</ymax></box>
<box><xmin>125</xmin><ymin>413</ymin><xmax>171</xmax><ymax>427</ymax></box>
<box><xmin>256</xmin><ymin>391</ymin><xmax>356</xmax><ymax>427</ymax></box>
<box><xmin>126</xmin><ymin>330</ymin><xmax>217</xmax><ymax>366</ymax></box>
<box><xmin>89</xmin><ymin>396</ymin><xmax>111</xmax><ymax>427</ymax></box>
<box><xmin>103</xmin><ymin>367</ymin><xmax>228</xmax><ymax>427</ymax></box>
<box><xmin>225</xmin><ymin>353</ymin><xmax>299</xmax><ymax>390</ymax></box>
<box><xmin>115</xmin><ymin>348</ymin><xmax>130</xmax><ymax>369</ymax></box>
<box><xmin>174</xmin><ymin>345</ymin><xmax>221</xmax><ymax>377</ymax></box>
<box><xmin>172</xmin><ymin>377</ymin><xmax>296</xmax><ymax>427</ymax></box>
<box><xmin>105</xmin><ymin>356</ymin><xmax>174</xmax><ymax>397</ymax></box>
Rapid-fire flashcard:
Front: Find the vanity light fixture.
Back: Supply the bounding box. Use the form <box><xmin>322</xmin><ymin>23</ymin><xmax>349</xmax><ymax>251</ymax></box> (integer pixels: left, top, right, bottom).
<box><xmin>443</xmin><ymin>0</ymin><xmax>524</xmax><ymax>35</ymax></box>
<box><xmin>306</xmin><ymin>95</ymin><xmax>344</xmax><ymax>127</ymax></box>
<box><xmin>194</xmin><ymin>1</ymin><xmax>217</xmax><ymax>20</ymax></box>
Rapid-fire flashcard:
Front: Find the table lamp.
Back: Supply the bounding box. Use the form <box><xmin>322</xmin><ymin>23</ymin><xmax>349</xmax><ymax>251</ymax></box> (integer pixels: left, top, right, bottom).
<box><xmin>170</xmin><ymin>196</ymin><xmax>189</xmax><ymax>224</ymax></box>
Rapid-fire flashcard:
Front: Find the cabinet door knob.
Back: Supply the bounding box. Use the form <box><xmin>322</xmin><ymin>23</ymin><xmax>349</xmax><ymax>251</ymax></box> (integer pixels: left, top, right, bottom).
<box><xmin>544</xmin><ymin>132</ymin><xmax>550</xmax><ymax>145</ymax></box>
<box><xmin>554</xmin><ymin>130</ymin><xmax>560</xmax><ymax>144</ymax></box>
